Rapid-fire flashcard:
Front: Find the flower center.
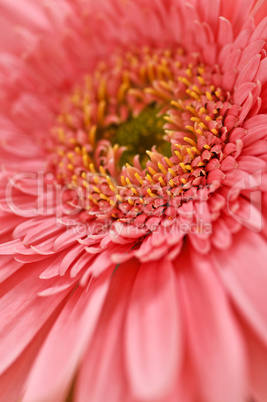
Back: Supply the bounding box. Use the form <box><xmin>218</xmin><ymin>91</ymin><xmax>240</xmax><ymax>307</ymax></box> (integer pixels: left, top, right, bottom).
<box><xmin>47</xmin><ymin>45</ymin><xmax>233</xmax><ymax>226</ymax></box>
<box><xmin>104</xmin><ymin>104</ymin><xmax>169</xmax><ymax>168</ymax></box>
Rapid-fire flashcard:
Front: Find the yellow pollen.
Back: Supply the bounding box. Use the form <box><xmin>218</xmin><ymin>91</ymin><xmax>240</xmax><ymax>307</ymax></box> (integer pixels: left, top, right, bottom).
<box><xmin>145</xmin><ymin>88</ymin><xmax>171</xmax><ymax>101</ymax></box>
<box><xmin>157</xmin><ymin>65</ymin><xmax>172</xmax><ymax>80</ymax></box>
<box><xmin>187</xmin><ymin>148</ymin><xmax>194</xmax><ymax>159</ymax></box>
<box><xmin>199</xmin><ymin>122</ymin><xmax>208</xmax><ymax>130</ymax></box>
<box><xmin>128</xmin><ymin>88</ymin><xmax>144</xmax><ymax>99</ymax></box>
<box><xmin>128</xmin><ymin>198</ymin><xmax>134</xmax><ymax>205</ymax></box>
<box><xmin>185</xmin><ymin>164</ymin><xmax>193</xmax><ymax>172</ymax></box>
<box><xmin>89</xmin><ymin>195</ymin><xmax>98</xmax><ymax>205</ymax></box>
<box><xmin>186</xmin><ymin>68</ymin><xmax>193</xmax><ymax>78</ymax></box>
<box><xmin>186</xmin><ymin>105</ymin><xmax>198</xmax><ymax>116</ymax></box>
<box><xmin>116</xmin><ymin>195</ymin><xmax>123</xmax><ymax>202</ymax></box>
<box><xmin>163</xmin><ymin>116</ymin><xmax>177</xmax><ymax>125</ymax></box>
<box><xmin>205</xmin><ymin>91</ymin><xmax>213</xmax><ymax>101</ymax></box>
<box><xmin>192</xmin><ymin>85</ymin><xmax>201</xmax><ymax>94</ymax></box>
<box><xmin>178</xmin><ymin>76</ymin><xmax>191</xmax><ymax>87</ymax></box>
<box><xmin>199</xmin><ymin>107</ymin><xmax>208</xmax><ymax>115</ymax></box>
<box><xmin>169</xmin><ymin>179</ymin><xmax>175</xmax><ymax>187</ymax></box>
<box><xmin>117</xmin><ymin>82</ymin><xmax>129</xmax><ymax>102</ymax></box>
<box><xmin>110</xmin><ymin>200</ymin><xmax>116</xmax><ymax>207</ymax></box>
<box><xmin>89</xmin><ymin>125</ymin><xmax>97</xmax><ymax>146</ymax></box>
<box><xmin>158</xmin><ymin>163</ymin><xmax>168</xmax><ymax>175</ymax></box>
<box><xmin>148</xmin><ymin>166</ymin><xmax>157</xmax><ymax>176</ymax></box>
<box><xmin>93</xmin><ymin>186</ymin><xmax>101</xmax><ymax>194</ymax></box>
<box><xmin>191</xmin><ymin>117</ymin><xmax>201</xmax><ymax>123</ymax></box>
<box><xmin>205</xmin><ymin>116</ymin><xmax>212</xmax><ymax>121</ymax></box>
<box><xmin>89</xmin><ymin>163</ymin><xmax>96</xmax><ymax>173</ymax></box>
<box><xmin>168</xmin><ymin>168</ymin><xmax>176</xmax><ymax>177</ymax></box>
<box><xmin>159</xmin><ymin>80</ymin><xmax>172</xmax><ymax>91</ymax></box>
<box><xmin>159</xmin><ymin>177</ymin><xmax>166</xmax><ymax>186</ymax></box>
<box><xmin>174</xmin><ymin>150</ymin><xmax>183</xmax><ymax>161</ymax></box>
<box><xmin>198</xmin><ymin>66</ymin><xmax>205</xmax><ymax>75</ymax></box>
<box><xmin>135</xmin><ymin>173</ymin><xmax>144</xmax><ymax>185</ymax></box>
<box><xmin>196</xmin><ymin>129</ymin><xmax>203</xmax><ymax>136</ymax></box>
<box><xmin>147</xmin><ymin>188</ymin><xmax>157</xmax><ymax>198</ymax></box>
<box><xmin>121</xmin><ymin>176</ymin><xmax>126</xmax><ymax>186</ymax></box>
<box><xmin>99</xmin><ymin>166</ymin><xmax>106</xmax><ymax>175</ymax></box>
<box><xmin>191</xmin><ymin>147</ymin><xmax>200</xmax><ymax>155</ymax></box>
<box><xmin>105</xmin><ymin>176</ymin><xmax>112</xmax><ymax>185</ymax></box>
<box><xmin>164</xmin><ymin>157</ymin><xmax>174</xmax><ymax>167</ymax></box>
<box><xmin>185</xmin><ymin>125</ymin><xmax>196</xmax><ymax>134</ymax></box>
<box><xmin>170</xmin><ymin>100</ymin><xmax>184</xmax><ymax>110</ymax></box>
<box><xmin>175</xmin><ymin>143</ymin><xmax>182</xmax><ymax>149</ymax></box>
<box><xmin>97</xmin><ymin>100</ymin><xmax>106</xmax><ymax>124</ymax></box>
<box><xmin>131</xmin><ymin>187</ymin><xmax>138</xmax><ymax>195</ymax></box>
<box><xmin>204</xmin><ymin>144</ymin><xmax>211</xmax><ymax>150</ymax></box>
<box><xmin>197</xmin><ymin>76</ymin><xmax>206</xmax><ymax>85</ymax></box>
<box><xmin>198</xmin><ymin>162</ymin><xmax>206</xmax><ymax>167</ymax></box>
<box><xmin>211</xmin><ymin>128</ymin><xmax>219</xmax><ymax>135</ymax></box>
<box><xmin>74</xmin><ymin>146</ymin><xmax>81</xmax><ymax>154</ymax></box>
<box><xmin>67</xmin><ymin>164</ymin><xmax>74</xmax><ymax>171</ymax></box>
<box><xmin>146</xmin><ymin>174</ymin><xmax>154</xmax><ymax>184</ymax></box>
<box><xmin>179</xmin><ymin>163</ymin><xmax>188</xmax><ymax>173</ymax></box>
<box><xmin>113</xmin><ymin>144</ymin><xmax>119</xmax><ymax>153</ymax></box>
<box><xmin>181</xmin><ymin>178</ymin><xmax>187</xmax><ymax>184</ymax></box>
<box><xmin>184</xmin><ymin>137</ymin><xmax>197</xmax><ymax>147</ymax></box>
<box><xmin>125</xmin><ymin>177</ymin><xmax>132</xmax><ymax>186</ymax></box>
<box><xmin>83</xmin><ymin>181</ymin><xmax>89</xmax><ymax>189</ymax></box>
<box><xmin>186</xmin><ymin>89</ymin><xmax>200</xmax><ymax>100</ymax></box>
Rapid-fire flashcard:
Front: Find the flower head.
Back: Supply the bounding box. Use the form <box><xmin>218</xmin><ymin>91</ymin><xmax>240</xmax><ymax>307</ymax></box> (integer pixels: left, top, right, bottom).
<box><xmin>0</xmin><ymin>0</ymin><xmax>267</xmax><ymax>401</ymax></box>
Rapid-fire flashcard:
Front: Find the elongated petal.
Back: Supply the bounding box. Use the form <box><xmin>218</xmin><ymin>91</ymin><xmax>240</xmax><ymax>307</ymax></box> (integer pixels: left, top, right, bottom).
<box><xmin>125</xmin><ymin>258</ymin><xmax>182</xmax><ymax>401</ymax></box>
<box><xmin>176</xmin><ymin>248</ymin><xmax>247</xmax><ymax>402</ymax></box>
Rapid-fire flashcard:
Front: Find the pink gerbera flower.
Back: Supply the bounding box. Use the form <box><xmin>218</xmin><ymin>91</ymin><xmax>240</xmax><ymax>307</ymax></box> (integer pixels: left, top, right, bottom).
<box><xmin>0</xmin><ymin>0</ymin><xmax>267</xmax><ymax>401</ymax></box>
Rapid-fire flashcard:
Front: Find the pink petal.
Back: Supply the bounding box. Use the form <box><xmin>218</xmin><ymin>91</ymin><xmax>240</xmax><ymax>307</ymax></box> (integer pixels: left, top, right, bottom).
<box><xmin>217</xmin><ymin>17</ymin><xmax>233</xmax><ymax>47</ymax></box>
<box><xmin>23</xmin><ymin>278</ymin><xmax>109</xmax><ymax>402</ymax></box>
<box><xmin>0</xmin><ymin>261</ymin><xmax>71</xmax><ymax>373</ymax></box>
<box><xmin>177</xmin><ymin>248</ymin><xmax>247</xmax><ymax>402</ymax></box>
<box><xmin>256</xmin><ymin>58</ymin><xmax>267</xmax><ymax>86</ymax></box>
<box><xmin>245</xmin><ymin>327</ymin><xmax>267</xmax><ymax>402</ymax></box>
<box><xmin>213</xmin><ymin>229</ymin><xmax>267</xmax><ymax>345</ymax></box>
<box><xmin>236</xmin><ymin>54</ymin><xmax>261</xmax><ymax>87</ymax></box>
<box><xmin>75</xmin><ymin>260</ymin><xmax>140</xmax><ymax>402</ymax></box>
<box><xmin>125</xmin><ymin>258</ymin><xmax>181</xmax><ymax>401</ymax></box>
<box><xmin>0</xmin><ymin>303</ymin><xmax>64</xmax><ymax>402</ymax></box>
<box><xmin>0</xmin><ymin>256</ymin><xmax>22</xmax><ymax>283</ymax></box>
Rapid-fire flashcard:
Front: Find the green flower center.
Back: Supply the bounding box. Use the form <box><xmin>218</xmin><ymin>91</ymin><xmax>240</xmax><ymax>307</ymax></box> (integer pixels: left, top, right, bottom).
<box><xmin>103</xmin><ymin>104</ymin><xmax>170</xmax><ymax>167</ymax></box>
